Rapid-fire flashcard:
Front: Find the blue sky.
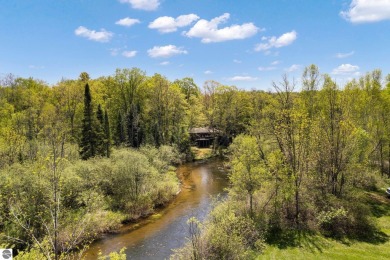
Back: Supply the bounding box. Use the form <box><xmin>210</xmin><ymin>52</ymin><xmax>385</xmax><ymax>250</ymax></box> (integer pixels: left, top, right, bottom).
<box><xmin>1</xmin><ymin>0</ymin><xmax>390</xmax><ymax>90</ymax></box>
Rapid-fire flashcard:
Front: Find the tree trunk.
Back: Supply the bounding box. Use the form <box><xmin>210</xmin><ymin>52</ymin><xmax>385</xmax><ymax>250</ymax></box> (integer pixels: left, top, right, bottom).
<box><xmin>380</xmin><ymin>140</ymin><xmax>384</xmax><ymax>176</ymax></box>
<box><xmin>295</xmin><ymin>179</ymin><xmax>300</xmax><ymax>228</ymax></box>
<box><xmin>249</xmin><ymin>192</ymin><xmax>253</xmax><ymax>217</ymax></box>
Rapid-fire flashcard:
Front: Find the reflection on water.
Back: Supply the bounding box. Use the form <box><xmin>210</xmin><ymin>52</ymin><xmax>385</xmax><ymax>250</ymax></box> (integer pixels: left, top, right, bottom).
<box><xmin>83</xmin><ymin>159</ymin><xmax>229</xmax><ymax>259</ymax></box>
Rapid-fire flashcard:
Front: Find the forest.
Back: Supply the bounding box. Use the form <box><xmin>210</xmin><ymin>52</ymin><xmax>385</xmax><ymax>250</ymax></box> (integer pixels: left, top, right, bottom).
<box><xmin>1</xmin><ymin>65</ymin><xmax>390</xmax><ymax>259</ymax></box>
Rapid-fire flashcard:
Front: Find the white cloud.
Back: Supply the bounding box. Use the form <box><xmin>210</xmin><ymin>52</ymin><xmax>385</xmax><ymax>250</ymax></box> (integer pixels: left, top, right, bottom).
<box><xmin>147</xmin><ymin>45</ymin><xmax>188</xmax><ymax>58</ymax></box>
<box><xmin>258</xmin><ymin>66</ymin><xmax>276</xmax><ymax>71</ymax></box>
<box><xmin>119</xmin><ymin>0</ymin><xmax>160</xmax><ymax>11</ymax></box>
<box><xmin>332</xmin><ymin>64</ymin><xmax>360</xmax><ymax>74</ymax></box>
<box><xmin>122</xmin><ymin>50</ymin><xmax>137</xmax><ymax>58</ymax></box>
<box><xmin>271</xmin><ymin>60</ymin><xmax>280</xmax><ymax>65</ymax></box>
<box><xmin>335</xmin><ymin>51</ymin><xmax>355</xmax><ymax>58</ymax></box>
<box><xmin>75</xmin><ymin>26</ymin><xmax>113</xmax><ymax>42</ymax></box>
<box><xmin>233</xmin><ymin>59</ymin><xmax>242</xmax><ymax>64</ymax></box>
<box><xmin>341</xmin><ymin>0</ymin><xmax>390</xmax><ymax>23</ymax></box>
<box><xmin>184</xmin><ymin>13</ymin><xmax>259</xmax><ymax>43</ymax></box>
<box><xmin>285</xmin><ymin>64</ymin><xmax>300</xmax><ymax>72</ymax></box>
<box><xmin>115</xmin><ymin>17</ymin><xmax>140</xmax><ymax>27</ymax></box>
<box><xmin>29</xmin><ymin>65</ymin><xmax>44</xmax><ymax>69</ymax></box>
<box><xmin>204</xmin><ymin>70</ymin><xmax>213</xmax><ymax>74</ymax></box>
<box><xmin>229</xmin><ymin>76</ymin><xmax>258</xmax><ymax>81</ymax></box>
<box><xmin>149</xmin><ymin>14</ymin><xmax>199</xmax><ymax>33</ymax></box>
<box><xmin>160</xmin><ymin>61</ymin><xmax>170</xmax><ymax>66</ymax></box>
<box><xmin>255</xmin><ymin>30</ymin><xmax>297</xmax><ymax>52</ymax></box>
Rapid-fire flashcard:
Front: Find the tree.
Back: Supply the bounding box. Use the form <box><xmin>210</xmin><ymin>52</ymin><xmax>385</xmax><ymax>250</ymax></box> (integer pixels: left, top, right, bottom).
<box><xmin>268</xmin><ymin>74</ymin><xmax>311</xmax><ymax>226</ymax></box>
<box><xmin>41</xmin><ymin>107</ymin><xmax>68</xmax><ymax>260</ymax></box>
<box><xmin>174</xmin><ymin>78</ymin><xmax>205</xmax><ymax>129</ymax></box>
<box><xmin>115</xmin><ymin>112</ymin><xmax>125</xmax><ymax>146</ymax></box>
<box><xmin>126</xmin><ymin>103</ymin><xmax>143</xmax><ymax>148</ymax></box>
<box><xmin>316</xmin><ymin>75</ymin><xmax>353</xmax><ymax>196</ymax></box>
<box><xmin>52</xmin><ymin>79</ymin><xmax>83</xmax><ymax>140</ymax></box>
<box><xmin>80</xmin><ymin>84</ymin><xmax>96</xmax><ymax>160</ymax></box>
<box><xmin>203</xmin><ymin>80</ymin><xmax>220</xmax><ymax>151</ymax></box>
<box><xmin>230</xmin><ymin>135</ymin><xmax>266</xmax><ymax>216</ymax></box>
<box><xmin>95</xmin><ymin>104</ymin><xmax>106</xmax><ymax>156</ymax></box>
<box><xmin>111</xmin><ymin>68</ymin><xmax>146</xmax><ymax>146</ymax></box>
<box><xmin>79</xmin><ymin>72</ymin><xmax>90</xmax><ymax>83</ymax></box>
<box><xmin>104</xmin><ymin>109</ymin><xmax>111</xmax><ymax>157</ymax></box>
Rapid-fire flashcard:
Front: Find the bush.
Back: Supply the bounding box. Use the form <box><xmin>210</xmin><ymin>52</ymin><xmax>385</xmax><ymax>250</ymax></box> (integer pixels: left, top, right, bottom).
<box><xmin>1</xmin><ymin>146</ymin><xmax>181</xmax><ymax>257</ymax></box>
<box><xmin>316</xmin><ymin>193</ymin><xmax>376</xmax><ymax>239</ymax></box>
<box><xmin>317</xmin><ymin>206</ymin><xmax>348</xmax><ymax>237</ymax></box>
<box><xmin>172</xmin><ymin>200</ymin><xmax>263</xmax><ymax>260</ymax></box>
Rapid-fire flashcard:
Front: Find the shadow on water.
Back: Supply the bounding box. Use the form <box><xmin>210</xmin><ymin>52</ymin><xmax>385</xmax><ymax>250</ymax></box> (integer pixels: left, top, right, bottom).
<box><xmin>83</xmin><ymin>159</ymin><xmax>229</xmax><ymax>260</ymax></box>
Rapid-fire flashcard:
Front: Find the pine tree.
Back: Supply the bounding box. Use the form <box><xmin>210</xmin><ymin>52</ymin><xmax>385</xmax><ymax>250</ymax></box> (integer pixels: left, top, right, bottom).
<box><xmin>104</xmin><ymin>109</ymin><xmax>111</xmax><ymax>157</ymax></box>
<box><xmin>126</xmin><ymin>103</ymin><xmax>143</xmax><ymax>148</ymax></box>
<box><xmin>115</xmin><ymin>112</ymin><xmax>125</xmax><ymax>146</ymax></box>
<box><xmin>80</xmin><ymin>83</ymin><xmax>96</xmax><ymax>160</ymax></box>
<box><xmin>95</xmin><ymin>104</ymin><xmax>106</xmax><ymax>156</ymax></box>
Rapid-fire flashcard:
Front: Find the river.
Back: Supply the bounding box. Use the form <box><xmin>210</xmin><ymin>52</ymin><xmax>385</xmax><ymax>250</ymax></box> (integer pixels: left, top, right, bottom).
<box><xmin>83</xmin><ymin>159</ymin><xmax>229</xmax><ymax>259</ymax></box>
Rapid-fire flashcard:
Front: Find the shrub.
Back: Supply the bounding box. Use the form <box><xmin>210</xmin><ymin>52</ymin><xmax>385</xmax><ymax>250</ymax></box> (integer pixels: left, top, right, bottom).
<box><xmin>316</xmin><ymin>193</ymin><xmax>376</xmax><ymax>239</ymax></box>
<box><xmin>172</xmin><ymin>200</ymin><xmax>263</xmax><ymax>260</ymax></box>
<box><xmin>317</xmin><ymin>206</ymin><xmax>348</xmax><ymax>237</ymax></box>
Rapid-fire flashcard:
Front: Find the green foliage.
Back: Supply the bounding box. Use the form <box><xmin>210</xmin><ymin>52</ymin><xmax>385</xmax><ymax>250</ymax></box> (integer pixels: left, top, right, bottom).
<box><xmin>0</xmin><ymin>147</ymin><xmax>179</xmax><ymax>256</ymax></box>
<box><xmin>317</xmin><ymin>206</ymin><xmax>349</xmax><ymax>237</ymax></box>
<box><xmin>172</xmin><ymin>200</ymin><xmax>263</xmax><ymax>260</ymax></box>
<box><xmin>98</xmin><ymin>247</ymin><xmax>127</xmax><ymax>260</ymax></box>
<box><xmin>80</xmin><ymin>83</ymin><xmax>96</xmax><ymax>160</ymax></box>
<box><xmin>2</xmin><ymin>66</ymin><xmax>390</xmax><ymax>258</ymax></box>
<box><xmin>229</xmin><ymin>135</ymin><xmax>267</xmax><ymax>215</ymax></box>
<box><xmin>175</xmin><ymin>66</ymin><xmax>390</xmax><ymax>259</ymax></box>
<box><xmin>79</xmin><ymin>85</ymin><xmax>110</xmax><ymax>159</ymax></box>
<box><xmin>104</xmin><ymin>110</ymin><xmax>111</xmax><ymax>157</ymax></box>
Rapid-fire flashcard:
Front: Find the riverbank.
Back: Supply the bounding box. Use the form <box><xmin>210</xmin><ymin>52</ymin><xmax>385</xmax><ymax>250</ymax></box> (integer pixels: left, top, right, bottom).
<box><xmin>1</xmin><ymin>147</ymin><xmax>183</xmax><ymax>259</ymax></box>
<box><xmin>83</xmin><ymin>159</ymin><xmax>229</xmax><ymax>259</ymax></box>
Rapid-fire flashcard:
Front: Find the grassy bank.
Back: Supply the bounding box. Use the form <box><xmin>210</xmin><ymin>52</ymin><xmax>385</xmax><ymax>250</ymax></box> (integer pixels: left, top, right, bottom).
<box><xmin>260</xmin><ymin>191</ymin><xmax>390</xmax><ymax>260</ymax></box>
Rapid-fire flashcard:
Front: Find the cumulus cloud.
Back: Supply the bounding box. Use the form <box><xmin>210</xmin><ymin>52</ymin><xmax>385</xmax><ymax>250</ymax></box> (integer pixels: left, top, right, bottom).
<box><xmin>119</xmin><ymin>0</ymin><xmax>160</xmax><ymax>11</ymax></box>
<box><xmin>332</xmin><ymin>64</ymin><xmax>360</xmax><ymax>74</ymax></box>
<box><xmin>335</xmin><ymin>51</ymin><xmax>355</xmax><ymax>58</ymax></box>
<box><xmin>255</xmin><ymin>30</ymin><xmax>297</xmax><ymax>52</ymax></box>
<box><xmin>341</xmin><ymin>0</ymin><xmax>390</xmax><ymax>23</ymax></box>
<box><xmin>122</xmin><ymin>50</ymin><xmax>137</xmax><ymax>58</ymax></box>
<box><xmin>116</xmin><ymin>17</ymin><xmax>140</xmax><ymax>27</ymax></box>
<box><xmin>160</xmin><ymin>61</ymin><xmax>170</xmax><ymax>66</ymax></box>
<box><xmin>228</xmin><ymin>76</ymin><xmax>258</xmax><ymax>81</ymax></box>
<box><xmin>204</xmin><ymin>70</ymin><xmax>213</xmax><ymax>74</ymax></box>
<box><xmin>149</xmin><ymin>14</ymin><xmax>199</xmax><ymax>33</ymax></box>
<box><xmin>147</xmin><ymin>45</ymin><xmax>188</xmax><ymax>58</ymax></box>
<box><xmin>184</xmin><ymin>13</ymin><xmax>259</xmax><ymax>43</ymax></box>
<box><xmin>233</xmin><ymin>59</ymin><xmax>242</xmax><ymax>64</ymax></box>
<box><xmin>271</xmin><ymin>60</ymin><xmax>280</xmax><ymax>65</ymax></box>
<box><xmin>285</xmin><ymin>64</ymin><xmax>301</xmax><ymax>72</ymax></box>
<box><xmin>75</xmin><ymin>26</ymin><xmax>113</xmax><ymax>42</ymax></box>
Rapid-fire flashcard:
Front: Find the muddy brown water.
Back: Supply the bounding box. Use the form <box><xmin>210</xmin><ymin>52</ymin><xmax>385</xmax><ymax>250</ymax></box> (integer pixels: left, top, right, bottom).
<box><xmin>83</xmin><ymin>159</ymin><xmax>229</xmax><ymax>259</ymax></box>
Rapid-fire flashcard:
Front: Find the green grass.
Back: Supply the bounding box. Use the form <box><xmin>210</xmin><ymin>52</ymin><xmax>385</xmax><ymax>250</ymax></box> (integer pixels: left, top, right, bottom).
<box><xmin>259</xmin><ymin>191</ymin><xmax>390</xmax><ymax>260</ymax></box>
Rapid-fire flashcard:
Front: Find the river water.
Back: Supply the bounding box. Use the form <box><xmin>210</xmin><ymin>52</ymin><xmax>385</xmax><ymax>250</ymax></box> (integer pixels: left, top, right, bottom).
<box><xmin>83</xmin><ymin>159</ymin><xmax>229</xmax><ymax>259</ymax></box>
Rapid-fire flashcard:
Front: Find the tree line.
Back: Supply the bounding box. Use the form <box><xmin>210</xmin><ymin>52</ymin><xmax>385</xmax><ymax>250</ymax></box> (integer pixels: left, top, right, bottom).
<box><xmin>173</xmin><ymin>65</ymin><xmax>390</xmax><ymax>259</ymax></box>
<box><xmin>1</xmin><ymin>65</ymin><xmax>390</xmax><ymax>259</ymax></box>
